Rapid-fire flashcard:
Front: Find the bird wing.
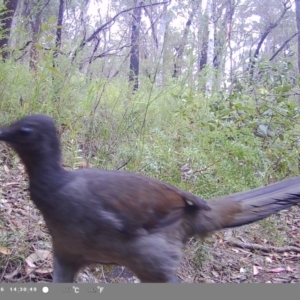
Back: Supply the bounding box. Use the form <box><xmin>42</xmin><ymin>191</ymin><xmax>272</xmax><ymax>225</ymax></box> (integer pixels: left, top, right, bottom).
<box><xmin>71</xmin><ymin>169</ymin><xmax>210</xmax><ymax>234</ymax></box>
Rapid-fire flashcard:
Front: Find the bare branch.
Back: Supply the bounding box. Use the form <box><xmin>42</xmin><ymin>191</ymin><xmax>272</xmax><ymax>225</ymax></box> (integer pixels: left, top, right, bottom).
<box><xmin>72</xmin><ymin>1</ymin><xmax>169</xmax><ymax>60</ymax></box>
<box><xmin>248</xmin><ymin>2</ymin><xmax>291</xmax><ymax>76</ymax></box>
<box><xmin>269</xmin><ymin>32</ymin><xmax>297</xmax><ymax>61</ymax></box>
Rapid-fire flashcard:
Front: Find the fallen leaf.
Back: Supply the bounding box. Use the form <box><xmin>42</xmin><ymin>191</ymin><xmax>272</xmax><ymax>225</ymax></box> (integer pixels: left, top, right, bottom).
<box><xmin>11</xmin><ymin>219</ymin><xmax>23</xmax><ymax>229</ymax></box>
<box><xmin>212</xmin><ymin>271</ymin><xmax>219</xmax><ymax>277</ymax></box>
<box><xmin>5</xmin><ymin>204</ymin><xmax>12</xmax><ymax>215</ymax></box>
<box><xmin>267</xmin><ymin>267</ymin><xmax>285</xmax><ymax>273</ymax></box>
<box><xmin>25</xmin><ymin>266</ymin><xmax>36</xmax><ymax>277</ymax></box>
<box><xmin>223</xmin><ymin>230</ymin><xmax>232</xmax><ymax>240</ymax></box>
<box><xmin>286</xmin><ymin>265</ymin><xmax>293</xmax><ymax>272</ymax></box>
<box><xmin>0</xmin><ymin>244</ymin><xmax>11</xmax><ymax>255</ymax></box>
<box><xmin>270</xmin><ymin>253</ymin><xmax>281</xmax><ymax>261</ymax></box>
<box><xmin>35</xmin><ymin>267</ymin><xmax>53</xmax><ymax>275</ymax></box>
<box><xmin>265</xmin><ymin>257</ymin><xmax>272</xmax><ymax>263</ymax></box>
<box><xmin>253</xmin><ymin>265</ymin><xmax>259</xmax><ymax>275</ymax></box>
<box><xmin>3</xmin><ymin>165</ymin><xmax>9</xmax><ymax>173</ymax></box>
<box><xmin>205</xmin><ymin>279</ymin><xmax>216</xmax><ymax>283</ymax></box>
<box><xmin>25</xmin><ymin>250</ymin><xmax>51</xmax><ymax>268</ymax></box>
<box><xmin>240</xmin><ymin>258</ymin><xmax>250</xmax><ymax>264</ymax></box>
<box><xmin>253</xmin><ymin>236</ymin><xmax>259</xmax><ymax>243</ymax></box>
<box><xmin>4</xmin><ymin>267</ymin><xmax>20</xmax><ymax>279</ymax></box>
<box><xmin>17</xmin><ymin>164</ymin><xmax>25</xmax><ymax>172</ymax></box>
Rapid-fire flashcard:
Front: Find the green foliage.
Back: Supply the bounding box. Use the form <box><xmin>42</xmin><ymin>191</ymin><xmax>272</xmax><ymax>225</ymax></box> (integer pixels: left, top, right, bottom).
<box><xmin>0</xmin><ymin>51</ymin><xmax>300</xmax><ymax>280</ymax></box>
<box><xmin>0</xmin><ymin>0</ymin><xmax>299</xmax><ymax>281</ymax></box>
<box><xmin>0</xmin><ymin>55</ymin><xmax>299</xmax><ymax>201</ymax></box>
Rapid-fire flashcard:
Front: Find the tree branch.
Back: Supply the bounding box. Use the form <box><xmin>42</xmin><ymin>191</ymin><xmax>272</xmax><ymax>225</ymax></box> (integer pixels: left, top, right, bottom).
<box><xmin>269</xmin><ymin>32</ymin><xmax>297</xmax><ymax>61</ymax></box>
<box><xmin>248</xmin><ymin>1</ymin><xmax>291</xmax><ymax>76</ymax></box>
<box><xmin>71</xmin><ymin>1</ymin><xmax>169</xmax><ymax>60</ymax></box>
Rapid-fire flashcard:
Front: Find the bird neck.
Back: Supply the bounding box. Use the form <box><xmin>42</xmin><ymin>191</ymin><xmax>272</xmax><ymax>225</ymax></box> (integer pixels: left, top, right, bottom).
<box><xmin>20</xmin><ymin>150</ymin><xmax>69</xmax><ymax>214</ymax></box>
<box><xmin>17</xmin><ymin>147</ymin><xmax>67</xmax><ymax>189</ymax></box>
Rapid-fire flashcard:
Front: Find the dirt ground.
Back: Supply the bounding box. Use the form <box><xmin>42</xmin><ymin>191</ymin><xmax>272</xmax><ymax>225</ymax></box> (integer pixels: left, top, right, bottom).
<box><xmin>0</xmin><ymin>156</ymin><xmax>300</xmax><ymax>283</ymax></box>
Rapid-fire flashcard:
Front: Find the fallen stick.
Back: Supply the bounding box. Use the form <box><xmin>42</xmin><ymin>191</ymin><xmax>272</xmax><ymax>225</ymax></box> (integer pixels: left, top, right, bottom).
<box><xmin>227</xmin><ymin>240</ymin><xmax>300</xmax><ymax>253</ymax></box>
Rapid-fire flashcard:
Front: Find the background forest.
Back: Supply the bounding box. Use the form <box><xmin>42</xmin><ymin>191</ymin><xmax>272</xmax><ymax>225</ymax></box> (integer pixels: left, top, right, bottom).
<box><xmin>0</xmin><ymin>0</ymin><xmax>300</xmax><ymax>283</ymax></box>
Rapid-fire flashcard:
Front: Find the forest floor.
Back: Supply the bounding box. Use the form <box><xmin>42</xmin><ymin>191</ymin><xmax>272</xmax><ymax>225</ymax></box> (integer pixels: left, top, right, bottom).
<box><xmin>0</xmin><ymin>157</ymin><xmax>300</xmax><ymax>284</ymax></box>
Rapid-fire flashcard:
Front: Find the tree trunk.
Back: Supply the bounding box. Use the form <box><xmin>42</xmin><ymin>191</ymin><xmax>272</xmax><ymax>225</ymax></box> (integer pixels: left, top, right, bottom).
<box><xmin>54</xmin><ymin>0</ymin><xmax>65</xmax><ymax>58</ymax></box>
<box><xmin>205</xmin><ymin>0</ymin><xmax>215</xmax><ymax>96</ymax></box>
<box><xmin>29</xmin><ymin>12</ymin><xmax>42</xmax><ymax>72</ymax></box>
<box><xmin>295</xmin><ymin>0</ymin><xmax>300</xmax><ymax>74</ymax></box>
<box><xmin>214</xmin><ymin>0</ymin><xmax>235</xmax><ymax>92</ymax></box>
<box><xmin>53</xmin><ymin>0</ymin><xmax>65</xmax><ymax>65</ymax></box>
<box><xmin>248</xmin><ymin>1</ymin><xmax>291</xmax><ymax>78</ymax></box>
<box><xmin>129</xmin><ymin>0</ymin><xmax>143</xmax><ymax>92</ymax></box>
<box><xmin>160</xmin><ymin>2</ymin><xmax>171</xmax><ymax>86</ymax></box>
<box><xmin>173</xmin><ymin>3</ymin><xmax>198</xmax><ymax>79</ymax></box>
<box><xmin>27</xmin><ymin>1</ymin><xmax>50</xmax><ymax>72</ymax></box>
<box><xmin>0</xmin><ymin>0</ymin><xmax>19</xmax><ymax>60</ymax></box>
<box><xmin>199</xmin><ymin>5</ymin><xmax>209</xmax><ymax>72</ymax></box>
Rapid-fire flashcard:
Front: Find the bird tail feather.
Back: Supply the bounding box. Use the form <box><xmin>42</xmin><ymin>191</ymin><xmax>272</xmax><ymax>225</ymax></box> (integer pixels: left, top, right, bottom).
<box><xmin>189</xmin><ymin>177</ymin><xmax>300</xmax><ymax>235</ymax></box>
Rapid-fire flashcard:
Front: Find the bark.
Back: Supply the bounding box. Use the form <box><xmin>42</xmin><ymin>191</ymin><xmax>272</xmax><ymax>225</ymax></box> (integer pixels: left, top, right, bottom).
<box><xmin>199</xmin><ymin>3</ymin><xmax>209</xmax><ymax>72</ymax></box>
<box><xmin>26</xmin><ymin>0</ymin><xmax>50</xmax><ymax>71</ymax></box>
<box><xmin>29</xmin><ymin>10</ymin><xmax>42</xmax><ymax>71</ymax></box>
<box><xmin>214</xmin><ymin>0</ymin><xmax>236</xmax><ymax>93</ymax></box>
<box><xmin>205</xmin><ymin>0</ymin><xmax>215</xmax><ymax>95</ymax></box>
<box><xmin>295</xmin><ymin>0</ymin><xmax>300</xmax><ymax>74</ymax></box>
<box><xmin>54</xmin><ymin>0</ymin><xmax>65</xmax><ymax>60</ymax></box>
<box><xmin>173</xmin><ymin>3</ymin><xmax>199</xmax><ymax>78</ymax></box>
<box><xmin>160</xmin><ymin>2</ymin><xmax>171</xmax><ymax>86</ymax></box>
<box><xmin>248</xmin><ymin>0</ymin><xmax>291</xmax><ymax>78</ymax></box>
<box><xmin>71</xmin><ymin>1</ymin><xmax>167</xmax><ymax>62</ymax></box>
<box><xmin>0</xmin><ymin>0</ymin><xmax>19</xmax><ymax>60</ymax></box>
<box><xmin>129</xmin><ymin>1</ymin><xmax>143</xmax><ymax>91</ymax></box>
<box><xmin>269</xmin><ymin>32</ymin><xmax>297</xmax><ymax>62</ymax></box>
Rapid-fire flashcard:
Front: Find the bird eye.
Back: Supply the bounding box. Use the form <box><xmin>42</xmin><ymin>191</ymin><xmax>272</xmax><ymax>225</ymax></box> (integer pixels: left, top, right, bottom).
<box><xmin>19</xmin><ymin>127</ymin><xmax>33</xmax><ymax>134</ymax></box>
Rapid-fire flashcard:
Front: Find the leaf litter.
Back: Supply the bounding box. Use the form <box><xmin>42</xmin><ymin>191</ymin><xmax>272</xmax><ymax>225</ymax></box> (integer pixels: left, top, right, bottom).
<box><xmin>0</xmin><ymin>155</ymin><xmax>300</xmax><ymax>283</ymax></box>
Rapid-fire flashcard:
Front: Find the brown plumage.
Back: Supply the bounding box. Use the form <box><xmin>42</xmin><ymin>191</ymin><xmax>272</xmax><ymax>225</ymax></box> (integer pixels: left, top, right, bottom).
<box><xmin>0</xmin><ymin>114</ymin><xmax>299</xmax><ymax>283</ymax></box>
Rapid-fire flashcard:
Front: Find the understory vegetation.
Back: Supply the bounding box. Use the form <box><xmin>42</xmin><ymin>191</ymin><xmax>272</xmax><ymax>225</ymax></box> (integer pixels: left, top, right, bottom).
<box><xmin>0</xmin><ymin>55</ymin><xmax>300</xmax><ymax>283</ymax></box>
<box><xmin>1</xmin><ymin>57</ymin><xmax>300</xmax><ymax>198</ymax></box>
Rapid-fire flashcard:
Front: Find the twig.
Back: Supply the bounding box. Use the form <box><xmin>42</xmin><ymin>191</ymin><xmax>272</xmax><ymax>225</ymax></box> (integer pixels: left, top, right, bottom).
<box><xmin>72</xmin><ymin>1</ymin><xmax>169</xmax><ymax>60</ymax></box>
<box><xmin>227</xmin><ymin>240</ymin><xmax>300</xmax><ymax>253</ymax></box>
<box><xmin>100</xmin><ymin>266</ymin><xmax>108</xmax><ymax>283</ymax></box>
<box><xmin>13</xmin><ymin>260</ymin><xmax>50</xmax><ymax>282</ymax></box>
<box><xmin>194</xmin><ymin>157</ymin><xmax>222</xmax><ymax>174</ymax></box>
<box><xmin>116</xmin><ymin>157</ymin><xmax>132</xmax><ymax>170</ymax></box>
<box><xmin>110</xmin><ymin>266</ymin><xmax>125</xmax><ymax>283</ymax></box>
<box><xmin>269</xmin><ymin>32</ymin><xmax>297</xmax><ymax>62</ymax></box>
